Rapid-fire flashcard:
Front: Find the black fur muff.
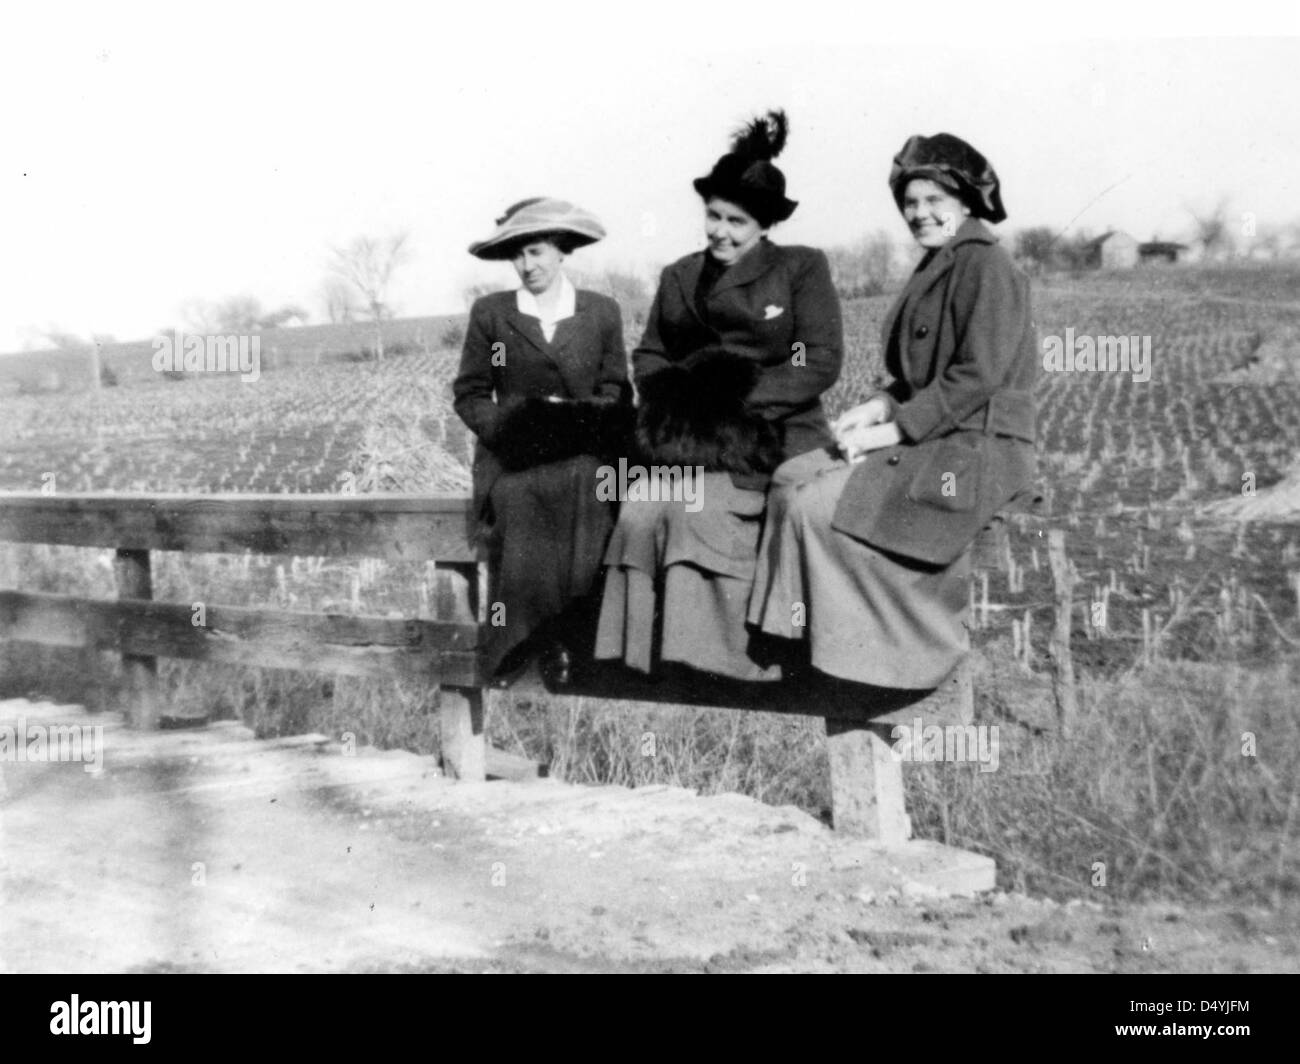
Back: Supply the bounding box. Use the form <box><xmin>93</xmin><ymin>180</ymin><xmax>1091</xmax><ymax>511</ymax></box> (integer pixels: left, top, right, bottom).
<box><xmin>491</xmin><ymin>396</ymin><xmax>631</xmax><ymax>471</ymax></box>
<box><xmin>635</xmin><ymin>348</ymin><xmax>781</xmax><ymax>477</ymax></box>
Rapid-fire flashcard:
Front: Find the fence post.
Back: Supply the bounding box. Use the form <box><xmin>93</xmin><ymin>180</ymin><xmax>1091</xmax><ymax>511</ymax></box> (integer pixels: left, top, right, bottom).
<box><xmin>435</xmin><ymin>561</ymin><xmax>486</xmax><ymax>781</ymax></box>
<box><xmin>1046</xmin><ymin>529</ymin><xmax>1078</xmax><ymax>737</ymax></box>
<box><xmin>824</xmin><ymin>720</ymin><xmax>911</xmax><ymax>843</ymax></box>
<box><xmin>113</xmin><ymin>548</ymin><xmax>159</xmax><ymax>729</ymax></box>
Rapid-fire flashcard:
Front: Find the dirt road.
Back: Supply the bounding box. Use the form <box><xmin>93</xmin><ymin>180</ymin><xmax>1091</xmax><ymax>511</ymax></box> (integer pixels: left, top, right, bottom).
<box><xmin>1</xmin><ymin>699</ymin><xmax>1294</xmax><ymax>973</ymax></box>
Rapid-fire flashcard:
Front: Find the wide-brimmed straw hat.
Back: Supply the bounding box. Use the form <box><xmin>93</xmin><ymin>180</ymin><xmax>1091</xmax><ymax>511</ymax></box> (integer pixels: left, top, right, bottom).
<box><xmin>468</xmin><ymin>197</ymin><xmax>606</xmax><ymax>260</ymax></box>
<box><xmin>888</xmin><ymin>133</ymin><xmax>1006</xmax><ymax>224</ymax></box>
<box><xmin>693</xmin><ymin>110</ymin><xmax>798</xmax><ymax>227</ymax></box>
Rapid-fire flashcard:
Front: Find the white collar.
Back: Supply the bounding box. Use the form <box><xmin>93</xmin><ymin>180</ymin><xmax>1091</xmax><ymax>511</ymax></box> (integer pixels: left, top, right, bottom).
<box><xmin>516</xmin><ymin>273</ymin><xmax>576</xmax><ymax>325</ymax></box>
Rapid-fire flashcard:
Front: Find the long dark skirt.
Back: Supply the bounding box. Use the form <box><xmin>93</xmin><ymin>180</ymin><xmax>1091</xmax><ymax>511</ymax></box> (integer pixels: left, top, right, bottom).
<box><xmin>481</xmin><ymin>453</ymin><xmax>615</xmax><ymax>674</ymax></box>
<box><xmin>748</xmin><ymin>459</ymin><xmax>971</xmax><ymax>689</ymax></box>
<box><xmin>594</xmin><ymin>472</ymin><xmax>781</xmax><ymax>681</ymax></box>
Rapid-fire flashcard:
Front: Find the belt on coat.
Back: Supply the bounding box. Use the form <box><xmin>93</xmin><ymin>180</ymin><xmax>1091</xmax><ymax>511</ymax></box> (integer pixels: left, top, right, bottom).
<box><xmin>955</xmin><ymin>389</ymin><xmax>1036</xmax><ymax>443</ymax></box>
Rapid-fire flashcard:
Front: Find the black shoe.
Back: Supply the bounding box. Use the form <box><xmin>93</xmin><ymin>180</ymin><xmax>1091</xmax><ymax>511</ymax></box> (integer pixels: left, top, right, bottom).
<box><xmin>539</xmin><ymin>640</ymin><xmax>574</xmax><ymax>689</ymax></box>
<box><xmin>491</xmin><ymin>644</ymin><xmax>537</xmax><ymax>689</ymax></box>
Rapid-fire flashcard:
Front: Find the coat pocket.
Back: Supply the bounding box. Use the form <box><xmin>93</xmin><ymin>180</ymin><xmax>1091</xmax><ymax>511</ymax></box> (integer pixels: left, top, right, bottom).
<box><xmin>904</xmin><ymin>433</ymin><xmax>983</xmax><ymax>513</ymax></box>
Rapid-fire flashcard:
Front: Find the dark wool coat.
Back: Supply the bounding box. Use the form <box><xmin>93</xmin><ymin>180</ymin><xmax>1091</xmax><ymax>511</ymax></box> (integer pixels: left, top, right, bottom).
<box><xmin>832</xmin><ymin>218</ymin><xmax>1038</xmax><ymax>566</ymax></box>
<box><xmin>453</xmin><ymin>289</ymin><xmax>631</xmax><ymax>524</ymax></box>
<box><xmin>633</xmin><ymin>239</ymin><xmax>843</xmax><ymax>464</ymax></box>
<box><xmin>452</xmin><ymin>287</ymin><xmax>631</xmax><ymax>672</ymax></box>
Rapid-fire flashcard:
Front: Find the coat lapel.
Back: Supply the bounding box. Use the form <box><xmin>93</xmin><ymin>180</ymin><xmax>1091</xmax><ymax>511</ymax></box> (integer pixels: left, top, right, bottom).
<box><xmin>503</xmin><ymin>302</ymin><xmax>552</xmax><ymax>360</ymax></box>
<box><xmin>672</xmin><ymin>253</ymin><xmax>708</xmax><ymax>325</ymax></box>
<box><xmin>882</xmin><ymin>219</ymin><xmax>997</xmax><ymax>380</ymax></box>
<box><xmin>708</xmin><ymin>238</ymin><xmax>777</xmax><ymax>296</ymax></box>
<box><xmin>542</xmin><ymin>293</ymin><xmax>596</xmax><ymax>397</ymax></box>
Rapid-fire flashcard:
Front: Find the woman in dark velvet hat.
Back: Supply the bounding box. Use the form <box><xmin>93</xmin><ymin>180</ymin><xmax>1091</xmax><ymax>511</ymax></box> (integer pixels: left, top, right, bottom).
<box><xmin>594</xmin><ymin>110</ymin><xmax>844</xmax><ymax>681</ymax></box>
<box><xmin>748</xmin><ymin>132</ymin><xmax>1038</xmax><ymax>690</ymax></box>
<box><xmin>454</xmin><ymin>197</ymin><xmax>632</xmax><ymax>681</ymax></box>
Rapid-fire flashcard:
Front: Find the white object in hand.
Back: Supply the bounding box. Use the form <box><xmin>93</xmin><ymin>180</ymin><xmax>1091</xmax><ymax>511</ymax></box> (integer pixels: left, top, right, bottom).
<box><xmin>839</xmin><ymin>420</ymin><xmax>903</xmax><ymax>462</ymax></box>
<box><xmin>833</xmin><ymin>396</ymin><xmax>891</xmax><ymax>438</ymax></box>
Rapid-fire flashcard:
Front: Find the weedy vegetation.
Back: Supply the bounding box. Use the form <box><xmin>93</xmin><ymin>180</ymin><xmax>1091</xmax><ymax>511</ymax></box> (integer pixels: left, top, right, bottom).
<box><xmin>3</xmin><ymin>263</ymin><xmax>1300</xmax><ymax>902</ymax></box>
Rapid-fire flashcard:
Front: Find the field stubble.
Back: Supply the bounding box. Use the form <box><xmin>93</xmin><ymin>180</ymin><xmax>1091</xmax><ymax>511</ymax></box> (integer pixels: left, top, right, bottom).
<box><xmin>2</xmin><ymin>268</ymin><xmax>1300</xmax><ymax>904</ymax></box>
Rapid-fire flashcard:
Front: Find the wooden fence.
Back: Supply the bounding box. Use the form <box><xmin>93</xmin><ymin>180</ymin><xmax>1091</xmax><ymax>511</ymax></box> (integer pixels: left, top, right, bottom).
<box><xmin>0</xmin><ymin>491</ymin><xmax>986</xmax><ymax>842</ymax></box>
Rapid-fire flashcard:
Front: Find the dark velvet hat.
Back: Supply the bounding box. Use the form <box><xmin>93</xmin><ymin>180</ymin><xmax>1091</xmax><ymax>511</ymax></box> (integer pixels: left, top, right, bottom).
<box><xmin>889</xmin><ymin>133</ymin><xmax>1006</xmax><ymax>224</ymax></box>
<box><xmin>693</xmin><ymin>110</ymin><xmax>798</xmax><ymax>227</ymax></box>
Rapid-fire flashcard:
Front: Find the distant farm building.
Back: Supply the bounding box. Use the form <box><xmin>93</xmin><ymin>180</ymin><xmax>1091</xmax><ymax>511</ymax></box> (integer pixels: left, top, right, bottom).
<box><xmin>1138</xmin><ymin>240</ymin><xmax>1189</xmax><ymax>265</ymax></box>
<box><xmin>1084</xmin><ymin>231</ymin><xmax>1139</xmax><ymax>269</ymax></box>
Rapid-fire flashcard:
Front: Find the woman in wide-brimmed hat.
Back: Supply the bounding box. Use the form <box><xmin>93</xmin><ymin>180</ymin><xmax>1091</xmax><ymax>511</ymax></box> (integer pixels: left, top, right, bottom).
<box><xmin>748</xmin><ymin>132</ymin><xmax>1038</xmax><ymax>691</ymax></box>
<box><xmin>454</xmin><ymin>197</ymin><xmax>632</xmax><ymax>681</ymax></box>
<box><xmin>594</xmin><ymin>110</ymin><xmax>843</xmax><ymax>681</ymax></box>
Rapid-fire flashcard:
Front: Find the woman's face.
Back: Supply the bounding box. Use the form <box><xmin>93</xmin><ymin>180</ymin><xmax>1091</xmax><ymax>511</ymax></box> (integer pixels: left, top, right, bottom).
<box><xmin>900</xmin><ymin>178</ymin><xmax>971</xmax><ymax>249</ymax></box>
<box><xmin>511</xmin><ymin>238</ymin><xmax>566</xmax><ymax>294</ymax></box>
<box><xmin>704</xmin><ymin>197</ymin><xmax>765</xmax><ymax>265</ymax></box>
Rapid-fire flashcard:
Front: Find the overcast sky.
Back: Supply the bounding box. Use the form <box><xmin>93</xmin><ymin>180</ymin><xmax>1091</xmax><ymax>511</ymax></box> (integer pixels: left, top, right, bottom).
<box><xmin>2</xmin><ymin>1</ymin><xmax>1297</xmax><ymax>351</ymax></box>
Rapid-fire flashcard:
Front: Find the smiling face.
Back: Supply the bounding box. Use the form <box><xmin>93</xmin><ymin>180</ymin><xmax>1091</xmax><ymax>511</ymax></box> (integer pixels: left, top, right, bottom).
<box><xmin>704</xmin><ymin>197</ymin><xmax>766</xmax><ymax>265</ymax></box>
<box><xmin>510</xmin><ymin>237</ymin><xmax>566</xmax><ymax>295</ymax></box>
<box><xmin>900</xmin><ymin>178</ymin><xmax>971</xmax><ymax>249</ymax></box>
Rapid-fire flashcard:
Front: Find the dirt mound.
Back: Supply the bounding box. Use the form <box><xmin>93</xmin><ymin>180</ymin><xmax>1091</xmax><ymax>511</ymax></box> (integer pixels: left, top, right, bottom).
<box><xmin>1204</xmin><ymin>463</ymin><xmax>1300</xmax><ymax>521</ymax></box>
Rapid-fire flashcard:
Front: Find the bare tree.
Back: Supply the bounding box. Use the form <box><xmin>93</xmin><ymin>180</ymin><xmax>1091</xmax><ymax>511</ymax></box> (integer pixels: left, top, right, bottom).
<box><xmin>41</xmin><ymin>327</ymin><xmax>92</xmax><ymax>353</ymax></box>
<box><xmin>567</xmin><ymin>267</ymin><xmax>653</xmax><ymax>328</ymax></box>
<box><xmin>1014</xmin><ymin>226</ymin><xmax>1058</xmax><ymax>271</ymax></box>
<box><xmin>38</xmin><ymin>327</ymin><xmax>96</xmax><ymax>391</ymax></box>
<box><xmin>180</xmin><ymin>295</ymin><xmax>307</xmax><ymax>336</ymax></box>
<box><xmin>460</xmin><ymin>281</ymin><xmax>496</xmax><ymax>311</ymax></box>
<box><xmin>321</xmin><ymin>277</ymin><xmax>357</xmax><ymax>323</ymax></box>
<box><xmin>1055</xmin><ymin>229</ymin><xmax>1098</xmax><ymax>272</ymax></box>
<box><xmin>328</xmin><ymin>232</ymin><xmax>412</xmax><ymax>360</ymax></box>
<box><xmin>1187</xmin><ymin>197</ymin><xmax>1234</xmax><ymax>261</ymax></box>
<box><xmin>179</xmin><ymin>298</ymin><xmax>223</xmax><ymax>335</ymax></box>
<box><xmin>825</xmin><ymin>231</ymin><xmax>896</xmax><ymax>299</ymax></box>
<box><xmin>213</xmin><ymin>294</ymin><xmax>266</xmax><ymax>333</ymax></box>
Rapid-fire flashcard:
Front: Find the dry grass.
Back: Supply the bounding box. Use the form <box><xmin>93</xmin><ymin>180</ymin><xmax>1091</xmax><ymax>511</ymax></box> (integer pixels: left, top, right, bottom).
<box><xmin>4</xmin><ymin>268</ymin><xmax>1300</xmax><ymax>906</ymax></box>
<box><xmin>3</xmin><ymin>535</ymin><xmax>1296</xmax><ymax>905</ymax></box>
<box><xmin>906</xmin><ymin>644</ymin><xmax>1300</xmax><ymax>903</ymax></box>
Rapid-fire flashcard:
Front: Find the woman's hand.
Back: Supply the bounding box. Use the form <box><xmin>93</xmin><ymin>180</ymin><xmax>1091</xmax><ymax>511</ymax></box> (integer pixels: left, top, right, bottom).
<box><xmin>834</xmin><ymin>396</ymin><xmax>893</xmax><ymax>458</ymax></box>
<box><xmin>838</xmin><ymin>419</ymin><xmax>903</xmax><ymax>462</ymax></box>
<box><xmin>833</xmin><ymin>396</ymin><xmax>891</xmax><ymax>439</ymax></box>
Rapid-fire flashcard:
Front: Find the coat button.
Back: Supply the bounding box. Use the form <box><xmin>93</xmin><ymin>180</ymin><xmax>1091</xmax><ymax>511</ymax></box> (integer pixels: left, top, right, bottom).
<box><xmin>914</xmin><ymin>324</ymin><xmax>930</xmax><ymax>338</ymax></box>
<box><xmin>887</xmin><ymin>454</ymin><xmax>901</xmax><ymax>465</ymax></box>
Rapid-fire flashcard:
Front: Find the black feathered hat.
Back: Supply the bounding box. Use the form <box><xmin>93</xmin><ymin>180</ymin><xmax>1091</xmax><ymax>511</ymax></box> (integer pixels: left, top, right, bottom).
<box><xmin>888</xmin><ymin>133</ymin><xmax>1006</xmax><ymax>224</ymax></box>
<box><xmin>693</xmin><ymin>110</ymin><xmax>797</xmax><ymax>227</ymax></box>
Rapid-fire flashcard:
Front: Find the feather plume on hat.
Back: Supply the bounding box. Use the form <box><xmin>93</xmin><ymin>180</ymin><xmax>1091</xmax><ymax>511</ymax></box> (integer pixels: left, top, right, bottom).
<box><xmin>692</xmin><ymin>109</ymin><xmax>798</xmax><ymax>226</ymax></box>
<box><xmin>730</xmin><ymin>110</ymin><xmax>789</xmax><ymax>162</ymax></box>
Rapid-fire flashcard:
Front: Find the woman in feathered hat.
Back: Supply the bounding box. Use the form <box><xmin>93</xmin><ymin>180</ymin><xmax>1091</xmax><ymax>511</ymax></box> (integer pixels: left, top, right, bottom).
<box><xmin>594</xmin><ymin>110</ymin><xmax>844</xmax><ymax>681</ymax></box>
<box><xmin>454</xmin><ymin>197</ymin><xmax>632</xmax><ymax>681</ymax></box>
<box><xmin>748</xmin><ymin>133</ymin><xmax>1038</xmax><ymax>692</ymax></box>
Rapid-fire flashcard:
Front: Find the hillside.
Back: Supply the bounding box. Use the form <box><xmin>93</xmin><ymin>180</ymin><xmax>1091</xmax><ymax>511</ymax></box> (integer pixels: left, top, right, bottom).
<box><xmin>0</xmin><ymin>312</ymin><xmax>467</xmax><ymax>393</ymax></box>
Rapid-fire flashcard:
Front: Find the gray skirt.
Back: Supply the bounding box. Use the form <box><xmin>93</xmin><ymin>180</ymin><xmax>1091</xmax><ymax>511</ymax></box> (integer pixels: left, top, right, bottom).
<box><xmin>748</xmin><ymin>456</ymin><xmax>971</xmax><ymax>689</ymax></box>
<box><xmin>594</xmin><ymin>472</ymin><xmax>780</xmax><ymax>681</ymax></box>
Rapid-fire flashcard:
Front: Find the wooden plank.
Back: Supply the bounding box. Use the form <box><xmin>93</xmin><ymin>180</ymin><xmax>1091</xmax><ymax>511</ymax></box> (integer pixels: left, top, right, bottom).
<box><xmin>0</xmin><ymin>492</ymin><xmax>477</xmax><ymax>562</ymax></box>
<box><xmin>114</xmin><ymin>548</ymin><xmax>158</xmax><ymax>730</ymax></box>
<box><xmin>0</xmin><ymin>590</ymin><xmax>482</xmax><ymax>685</ymax></box>
<box><xmin>516</xmin><ymin>660</ymin><xmax>972</xmax><ymax>728</ymax></box>
<box><xmin>825</xmin><ymin>720</ymin><xmax>911</xmax><ymax>842</ymax></box>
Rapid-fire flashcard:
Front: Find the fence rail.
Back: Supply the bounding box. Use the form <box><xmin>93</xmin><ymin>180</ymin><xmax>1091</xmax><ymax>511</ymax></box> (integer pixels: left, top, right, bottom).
<box><xmin>0</xmin><ymin>490</ymin><xmax>987</xmax><ymax>842</ymax></box>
